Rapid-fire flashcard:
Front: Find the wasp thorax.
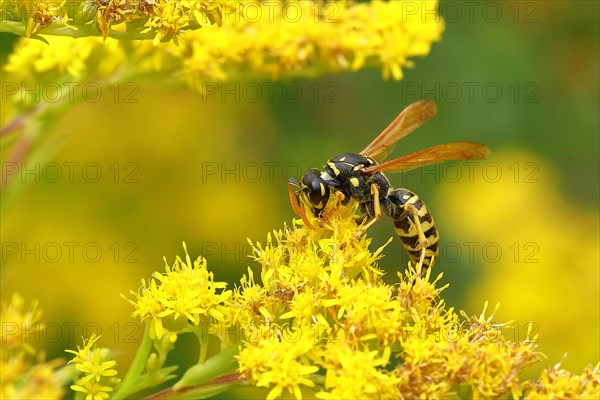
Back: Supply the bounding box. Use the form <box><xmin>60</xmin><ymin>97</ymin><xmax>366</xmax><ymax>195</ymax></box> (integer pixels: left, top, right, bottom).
<box><xmin>324</xmin><ymin>153</ymin><xmax>376</xmax><ymax>203</ymax></box>
<box><xmin>301</xmin><ymin>168</ymin><xmax>330</xmax><ymax>212</ymax></box>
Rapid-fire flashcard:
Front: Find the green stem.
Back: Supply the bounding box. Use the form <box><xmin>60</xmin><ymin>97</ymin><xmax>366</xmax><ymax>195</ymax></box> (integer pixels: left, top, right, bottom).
<box><xmin>199</xmin><ymin>337</ymin><xmax>209</xmax><ymax>364</ymax></box>
<box><xmin>0</xmin><ymin>20</ymin><xmax>156</xmax><ymax>40</ymax></box>
<box><xmin>144</xmin><ymin>374</ymin><xmax>244</xmax><ymax>400</ymax></box>
<box><xmin>173</xmin><ymin>344</ymin><xmax>239</xmax><ymax>390</ymax></box>
<box><xmin>111</xmin><ymin>322</ymin><xmax>154</xmax><ymax>400</ymax></box>
<box><xmin>0</xmin><ymin>104</ymin><xmax>45</xmax><ymax>138</ymax></box>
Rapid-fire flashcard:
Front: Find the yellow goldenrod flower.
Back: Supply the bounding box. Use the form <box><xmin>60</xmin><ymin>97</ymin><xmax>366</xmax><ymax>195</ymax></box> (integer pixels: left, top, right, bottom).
<box><xmin>0</xmin><ymin>294</ymin><xmax>65</xmax><ymax>399</ymax></box>
<box><xmin>333</xmin><ymin>279</ymin><xmax>405</xmax><ymax>346</ymax></box>
<box><xmin>124</xmin><ymin>243</ymin><xmax>231</xmax><ymax>340</ymax></box>
<box><xmin>65</xmin><ymin>334</ymin><xmax>100</xmax><ymax>364</ymax></box>
<box><xmin>524</xmin><ymin>362</ymin><xmax>600</xmax><ymax>399</ymax></box>
<box><xmin>25</xmin><ymin>0</ymin><xmax>72</xmax><ymax>37</ymax></box>
<box><xmin>75</xmin><ymin>348</ymin><xmax>118</xmax><ymax>383</ymax></box>
<box><xmin>232</xmin><ymin>199</ymin><xmax>545</xmax><ymax>399</ymax></box>
<box><xmin>437</xmin><ymin>150</ymin><xmax>599</xmax><ymax>370</ymax></box>
<box><xmin>180</xmin><ymin>0</ymin><xmax>445</xmax><ymax>87</ymax></box>
<box><xmin>396</xmin><ymin>302</ymin><xmax>539</xmax><ymax>399</ymax></box>
<box><xmin>4</xmin><ymin>360</ymin><xmax>66</xmax><ymax>400</ymax></box>
<box><xmin>0</xmin><ymin>293</ymin><xmax>42</xmax><ymax>355</ymax></box>
<box><xmin>70</xmin><ymin>380</ymin><xmax>114</xmax><ymax>400</ymax></box>
<box><xmin>4</xmin><ymin>196</ymin><xmax>595</xmax><ymax>399</ymax></box>
<box><xmin>1</xmin><ymin>0</ymin><xmax>229</xmax><ymax>40</ymax></box>
<box><xmin>3</xmin><ymin>1</ymin><xmax>444</xmax><ymax>100</ymax></box>
<box><xmin>66</xmin><ymin>335</ymin><xmax>120</xmax><ymax>400</ymax></box>
<box><xmin>4</xmin><ymin>35</ymin><xmax>111</xmax><ymax>82</ymax></box>
<box><xmin>140</xmin><ymin>0</ymin><xmax>228</xmax><ymax>45</ymax></box>
<box><xmin>234</xmin><ymin>201</ymin><xmax>406</xmax><ymax>399</ymax></box>
<box><xmin>238</xmin><ymin>331</ymin><xmax>319</xmax><ymax>400</ymax></box>
<box><xmin>317</xmin><ymin>344</ymin><xmax>400</xmax><ymax>399</ymax></box>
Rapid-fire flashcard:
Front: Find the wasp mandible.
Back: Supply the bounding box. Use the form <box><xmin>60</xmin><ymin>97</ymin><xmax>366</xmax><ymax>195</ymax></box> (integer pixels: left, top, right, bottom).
<box><xmin>288</xmin><ymin>100</ymin><xmax>491</xmax><ymax>272</ymax></box>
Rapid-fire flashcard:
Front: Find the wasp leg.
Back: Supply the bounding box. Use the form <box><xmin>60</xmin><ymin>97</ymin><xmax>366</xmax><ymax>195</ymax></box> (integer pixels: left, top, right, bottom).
<box><xmin>354</xmin><ymin>183</ymin><xmax>382</xmax><ymax>237</ymax></box>
<box><xmin>319</xmin><ymin>189</ymin><xmax>348</xmax><ymax>228</ymax></box>
<box><xmin>333</xmin><ymin>190</ymin><xmax>346</xmax><ymax>204</ymax></box>
<box><xmin>354</xmin><ymin>214</ymin><xmax>369</xmax><ymax>226</ymax></box>
<box><xmin>405</xmin><ymin>202</ymin><xmax>429</xmax><ymax>276</ymax></box>
<box><xmin>288</xmin><ymin>181</ymin><xmax>314</xmax><ymax>229</ymax></box>
<box><xmin>352</xmin><ymin>202</ymin><xmax>369</xmax><ymax>226</ymax></box>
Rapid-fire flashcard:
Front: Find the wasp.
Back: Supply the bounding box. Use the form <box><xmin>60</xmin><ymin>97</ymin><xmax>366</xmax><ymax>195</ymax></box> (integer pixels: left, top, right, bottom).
<box><xmin>288</xmin><ymin>100</ymin><xmax>491</xmax><ymax>273</ymax></box>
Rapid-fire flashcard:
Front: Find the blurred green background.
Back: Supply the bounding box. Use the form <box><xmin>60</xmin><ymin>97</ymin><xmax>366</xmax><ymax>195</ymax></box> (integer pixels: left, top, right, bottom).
<box><xmin>1</xmin><ymin>0</ymin><xmax>598</xmax><ymax>387</ymax></box>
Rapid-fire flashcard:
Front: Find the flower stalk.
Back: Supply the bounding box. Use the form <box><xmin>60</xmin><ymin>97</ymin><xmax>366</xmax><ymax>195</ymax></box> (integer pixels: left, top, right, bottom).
<box><xmin>109</xmin><ymin>322</ymin><xmax>153</xmax><ymax>400</ymax></box>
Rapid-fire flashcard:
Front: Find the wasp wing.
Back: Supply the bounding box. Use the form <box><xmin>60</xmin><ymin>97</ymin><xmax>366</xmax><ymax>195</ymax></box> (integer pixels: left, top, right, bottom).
<box><xmin>359</xmin><ymin>99</ymin><xmax>438</xmax><ymax>161</ymax></box>
<box><xmin>363</xmin><ymin>142</ymin><xmax>491</xmax><ymax>174</ymax></box>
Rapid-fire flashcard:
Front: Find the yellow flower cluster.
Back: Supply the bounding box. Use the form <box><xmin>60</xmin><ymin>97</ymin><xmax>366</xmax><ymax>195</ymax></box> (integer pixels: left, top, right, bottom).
<box><xmin>1</xmin><ymin>0</ymin><xmax>228</xmax><ymax>41</ymax></box>
<box><xmin>396</xmin><ymin>303</ymin><xmax>539</xmax><ymax>399</ymax></box>
<box><xmin>65</xmin><ymin>335</ymin><xmax>120</xmax><ymax>400</ymax></box>
<box><xmin>233</xmin><ymin>200</ymin><xmax>542</xmax><ymax>399</ymax></box>
<box><xmin>114</xmin><ymin>197</ymin><xmax>546</xmax><ymax>398</ymax></box>
<box><xmin>124</xmin><ymin>245</ymin><xmax>231</xmax><ymax>341</ymax></box>
<box><xmin>524</xmin><ymin>362</ymin><xmax>600</xmax><ymax>399</ymax></box>
<box><xmin>117</xmin><ymin>197</ymin><xmax>599</xmax><ymax>398</ymax></box>
<box><xmin>3</xmin><ymin>1</ymin><xmax>444</xmax><ymax>103</ymax></box>
<box><xmin>437</xmin><ymin>150</ymin><xmax>600</xmax><ymax>370</ymax></box>
<box><xmin>4</xmin><ymin>198</ymin><xmax>599</xmax><ymax>398</ymax></box>
<box><xmin>0</xmin><ymin>294</ymin><xmax>64</xmax><ymax>399</ymax></box>
<box><xmin>179</xmin><ymin>0</ymin><xmax>444</xmax><ymax>85</ymax></box>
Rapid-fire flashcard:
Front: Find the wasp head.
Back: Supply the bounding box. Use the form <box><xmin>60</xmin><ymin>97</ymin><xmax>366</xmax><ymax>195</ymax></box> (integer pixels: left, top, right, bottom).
<box><xmin>301</xmin><ymin>169</ymin><xmax>330</xmax><ymax>213</ymax></box>
<box><xmin>289</xmin><ymin>168</ymin><xmax>330</xmax><ymax>216</ymax></box>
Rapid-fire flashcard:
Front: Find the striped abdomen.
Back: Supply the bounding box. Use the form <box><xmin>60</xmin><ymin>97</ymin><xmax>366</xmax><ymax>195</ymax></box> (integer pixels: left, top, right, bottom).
<box><xmin>387</xmin><ymin>188</ymin><xmax>439</xmax><ymax>270</ymax></box>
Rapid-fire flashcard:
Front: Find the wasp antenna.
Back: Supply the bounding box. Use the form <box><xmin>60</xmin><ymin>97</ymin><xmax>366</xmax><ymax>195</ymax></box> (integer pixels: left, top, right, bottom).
<box><xmin>288</xmin><ymin>177</ymin><xmax>302</xmax><ymax>187</ymax></box>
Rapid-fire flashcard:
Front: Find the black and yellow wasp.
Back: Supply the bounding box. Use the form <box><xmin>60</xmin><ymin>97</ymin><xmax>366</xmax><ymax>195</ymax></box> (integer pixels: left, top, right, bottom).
<box><xmin>288</xmin><ymin>100</ymin><xmax>491</xmax><ymax>272</ymax></box>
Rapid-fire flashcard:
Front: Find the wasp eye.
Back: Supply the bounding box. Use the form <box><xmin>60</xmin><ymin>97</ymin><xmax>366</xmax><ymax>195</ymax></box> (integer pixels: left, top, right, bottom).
<box><xmin>308</xmin><ymin>180</ymin><xmax>329</xmax><ymax>207</ymax></box>
<box><xmin>301</xmin><ymin>169</ymin><xmax>329</xmax><ymax>211</ymax></box>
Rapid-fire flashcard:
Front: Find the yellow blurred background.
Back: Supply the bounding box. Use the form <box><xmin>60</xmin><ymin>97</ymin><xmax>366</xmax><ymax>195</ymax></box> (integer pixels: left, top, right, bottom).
<box><xmin>1</xmin><ymin>0</ymin><xmax>598</xmax><ymax>385</ymax></box>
